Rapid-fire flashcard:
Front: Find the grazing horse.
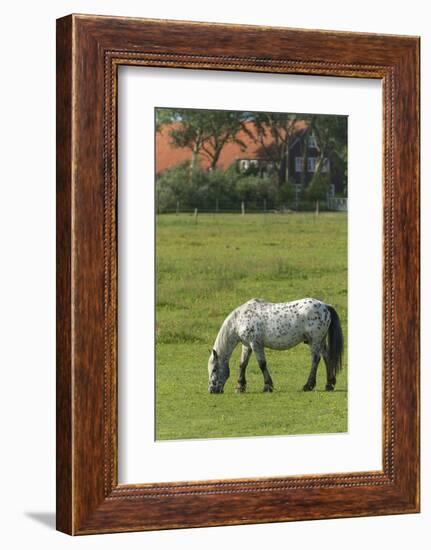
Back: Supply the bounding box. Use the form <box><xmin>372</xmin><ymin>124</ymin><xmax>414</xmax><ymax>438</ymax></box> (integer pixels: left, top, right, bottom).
<box><xmin>207</xmin><ymin>298</ymin><xmax>343</xmax><ymax>394</ymax></box>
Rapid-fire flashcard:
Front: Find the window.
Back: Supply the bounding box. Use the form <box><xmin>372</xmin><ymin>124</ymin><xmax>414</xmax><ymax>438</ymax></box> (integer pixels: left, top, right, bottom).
<box><xmin>307</xmin><ymin>157</ymin><xmax>318</xmax><ymax>172</ymax></box>
<box><xmin>308</xmin><ymin>135</ymin><xmax>318</xmax><ymax>149</ymax></box>
<box><xmin>307</xmin><ymin>157</ymin><xmax>329</xmax><ymax>173</ymax></box>
<box><xmin>295</xmin><ymin>157</ymin><xmax>303</xmax><ymax>172</ymax></box>
<box><xmin>239</xmin><ymin>159</ymin><xmax>250</xmax><ymax>171</ymax></box>
<box><xmin>322</xmin><ymin>158</ymin><xmax>330</xmax><ymax>173</ymax></box>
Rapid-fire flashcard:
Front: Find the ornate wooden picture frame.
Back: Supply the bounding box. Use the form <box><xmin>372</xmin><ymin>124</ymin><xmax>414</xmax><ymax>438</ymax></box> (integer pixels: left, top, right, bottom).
<box><xmin>56</xmin><ymin>14</ymin><xmax>420</xmax><ymax>535</ymax></box>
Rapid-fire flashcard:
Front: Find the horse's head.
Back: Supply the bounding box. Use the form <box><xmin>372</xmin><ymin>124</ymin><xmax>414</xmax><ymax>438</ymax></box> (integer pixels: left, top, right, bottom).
<box><xmin>207</xmin><ymin>349</ymin><xmax>229</xmax><ymax>393</ymax></box>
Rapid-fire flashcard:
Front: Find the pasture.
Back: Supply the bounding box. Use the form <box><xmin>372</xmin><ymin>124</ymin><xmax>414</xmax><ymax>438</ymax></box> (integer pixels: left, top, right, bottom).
<box><xmin>155</xmin><ymin>212</ymin><xmax>347</xmax><ymax>440</ymax></box>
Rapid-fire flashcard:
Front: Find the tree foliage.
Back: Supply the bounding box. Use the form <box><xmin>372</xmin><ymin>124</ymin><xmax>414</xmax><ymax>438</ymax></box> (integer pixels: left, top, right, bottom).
<box><xmin>156</xmin><ymin>108</ymin><xmax>247</xmax><ymax>170</ymax></box>
<box><xmin>309</xmin><ymin>115</ymin><xmax>347</xmax><ymax>184</ymax></box>
<box><xmin>242</xmin><ymin>112</ymin><xmax>312</xmax><ymax>186</ymax></box>
<box><xmin>156</xmin><ymin>165</ymin><xmax>281</xmax><ymax>213</ymax></box>
<box><xmin>305</xmin><ymin>174</ymin><xmax>329</xmax><ymax>202</ymax></box>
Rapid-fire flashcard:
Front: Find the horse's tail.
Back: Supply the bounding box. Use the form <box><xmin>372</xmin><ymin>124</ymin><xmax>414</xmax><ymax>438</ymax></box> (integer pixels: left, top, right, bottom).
<box><xmin>326</xmin><ymin>305</ymin><xmax>344</xmax><ymax>378</ymax></box>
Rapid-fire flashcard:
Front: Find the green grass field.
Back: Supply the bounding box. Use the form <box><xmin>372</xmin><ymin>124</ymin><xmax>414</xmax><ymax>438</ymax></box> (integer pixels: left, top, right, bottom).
<box><xmin>155</xmin><ymin>212</ymin><xmax>347</xmax><ymax>440</ymax></box>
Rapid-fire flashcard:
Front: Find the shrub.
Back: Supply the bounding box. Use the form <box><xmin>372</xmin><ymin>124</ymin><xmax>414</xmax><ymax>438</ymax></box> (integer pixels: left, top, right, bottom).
<box><xmin>276</xmin><ymin>180</ymin><xmax>295</xmax><ymax>206</ymax></box>
<box><xmin>305</xmin><ymin>174</ymin><xmax>330</xmax><ymax>202</ymax></box>
<box><xmin>156</xmin><ymin>163</ymin><xmax>192</xmax><ymax>212</ymax></box>
<box><xmin>155</xmin><ymin>163</ymin><xmax>332</xmax><ymax>213</ymax></box>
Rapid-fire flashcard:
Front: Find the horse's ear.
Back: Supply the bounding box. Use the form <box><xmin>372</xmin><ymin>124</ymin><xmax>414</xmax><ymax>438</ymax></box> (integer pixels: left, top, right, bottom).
<box><xmin>212</xmin><ymin>349</ymin><xmax>218</xmax><ymax>360</ymax></box>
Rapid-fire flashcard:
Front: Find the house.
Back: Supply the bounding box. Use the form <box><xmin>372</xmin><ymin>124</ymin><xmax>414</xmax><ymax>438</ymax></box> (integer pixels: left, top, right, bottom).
<box><xmin>156</xmin><ymin>120</ymin><xmax>346</xmax><ymax>196</ymax></box>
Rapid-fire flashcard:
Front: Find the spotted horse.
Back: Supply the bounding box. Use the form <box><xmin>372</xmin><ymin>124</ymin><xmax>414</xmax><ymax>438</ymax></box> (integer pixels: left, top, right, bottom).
<box><xmin>207</xmin><ymin>298</ymin><xmax>344</xmax><ymax>394</ymax></box>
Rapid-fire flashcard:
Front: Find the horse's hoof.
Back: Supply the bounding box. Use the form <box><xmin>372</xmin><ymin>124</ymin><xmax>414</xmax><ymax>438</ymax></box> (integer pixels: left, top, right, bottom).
<box><xmin>303</xmin><ymin>383</ymin><xmax>314</xmax><ymax>392</ymax></box>
<box><xmin>263</xmin><ymin>385</ymin><xmax>273</xmax><ymax>393</ymax></box>
<box><xmin>325</xmin><ymin>384</ymin><xmax>335</xmax><ymax>392</ymax></box>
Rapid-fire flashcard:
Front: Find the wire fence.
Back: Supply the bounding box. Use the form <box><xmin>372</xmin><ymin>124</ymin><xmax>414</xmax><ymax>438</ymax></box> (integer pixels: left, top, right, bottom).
<box><xmin>158</xmin><ymin>197</ymin><xmax>348</xmax><ymax>216</ymax></box>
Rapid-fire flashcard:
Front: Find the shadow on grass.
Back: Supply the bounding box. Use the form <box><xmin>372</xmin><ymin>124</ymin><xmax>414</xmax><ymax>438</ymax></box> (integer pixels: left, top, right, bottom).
<box><xmin>301</xmin><ymin>389</ymin><xmax>348</xmax><ymax>393</ymax></box>
<box><xmin>226</xmin><ymin>388</ymin><xmax>347</xmax><ymax>395</ymax></box>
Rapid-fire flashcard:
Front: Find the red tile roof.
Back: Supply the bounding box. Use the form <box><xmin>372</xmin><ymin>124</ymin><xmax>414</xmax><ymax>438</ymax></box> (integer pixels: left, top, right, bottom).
<box><xmin>156</xmin><ymin>120</ymin><xmax>308</xmax><ymax>174</ymax></box>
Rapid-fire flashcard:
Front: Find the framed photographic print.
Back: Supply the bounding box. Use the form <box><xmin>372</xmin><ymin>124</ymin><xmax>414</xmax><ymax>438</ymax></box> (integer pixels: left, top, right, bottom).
<box><xmin>56</xmin><ymin>14</ymin><xmax>420</xmax><ymax>535</ymax></box>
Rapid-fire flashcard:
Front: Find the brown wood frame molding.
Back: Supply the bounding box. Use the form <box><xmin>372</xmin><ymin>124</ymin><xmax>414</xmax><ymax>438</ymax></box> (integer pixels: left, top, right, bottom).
<box><xmin>56</xmin><ymin>14</ymin><xmax>420</xmax><ymax>535</ymax></box>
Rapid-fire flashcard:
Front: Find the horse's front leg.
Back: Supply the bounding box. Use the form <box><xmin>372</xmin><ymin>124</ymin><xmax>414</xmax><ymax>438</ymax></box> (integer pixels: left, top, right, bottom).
<box><xmin>303</xmin><ymin>346</ymin><xmax>321</xmax><ymax>391</ymax></box>
<box><xmin>236</xmin><ymin>344</ymin><xmax>252</xmax><ymax>393</ymax></box>
<box><xmin>252</xmin><ymin>343</ymin><xmax>274</xmax><ymax>392</ymax></box>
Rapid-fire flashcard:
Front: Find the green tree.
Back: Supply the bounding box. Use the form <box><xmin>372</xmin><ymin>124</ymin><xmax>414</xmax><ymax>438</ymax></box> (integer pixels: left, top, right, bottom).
<box><xmin>243</xmin><ymin>112</ymin><xmax>311</xmax><ymax>186</ymax></box>
<box><xmin>309</xmin><ymin>115</ymin><xmax>347</xmax><ymax>188</ymax></box>
<box><xmin>305</xmin><ymin>174</ymin><xmax>329</xmax><ymax>202</ymax></box>
<box><xmin>277</xmin><ymin>180</ymin><xmax>295</xmax><ymax>206</ymax></box>
<box><xmin>156</xmin><ymin>108</ymin><xmax>246</xmax><ymax>171</ymax></box>
<box><xmin>155</xmin><ymin>163</ymin><xmax>192</xmax><ymax>212</ymax></box>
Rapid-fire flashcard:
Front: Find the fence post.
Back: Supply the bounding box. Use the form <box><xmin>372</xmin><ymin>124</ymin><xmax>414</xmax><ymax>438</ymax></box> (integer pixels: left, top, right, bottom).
<box><xmin>194</xmin><ymin>208</ymin><xmax>198</xmax><ymax>224</ymax></box>
<box><xmin>315</xmin><ymin>200</ymin><xmax>319</xmax><ymax>217</ymax></box>
<box><xmin>241</xmin><ymin>200</ymin><xmax>245</xmax><ymax>216</ymax></box>
<box><xmin>215</xmin><ymin>198</ymin><xmax>219</xmax><ymax>213</ymax></box>
<box><xmin>176</xmin><ymin>200</ymin><xmax>180</xmax><ymax>216</ymax></box>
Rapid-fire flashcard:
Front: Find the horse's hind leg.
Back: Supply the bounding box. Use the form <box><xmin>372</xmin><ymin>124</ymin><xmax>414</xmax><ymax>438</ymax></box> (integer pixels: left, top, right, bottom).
<box><xmin>252</xmin><ymin>343</ymin><xmax>274</xmax><ymax>393</ymax></box>
<box><xmin>322</xmin><ymin>344</ymin><xmax>336</xmax><ymax>391</ymax></box>
<box><xmin>236</xmin><ymin>345</ymin><xmax>251</xmax><ymax>393</ymax></box>
<box><xmin>303</xmin><ymin>345</ymin><xmax>321</xmax><ymax>391</ymax></box>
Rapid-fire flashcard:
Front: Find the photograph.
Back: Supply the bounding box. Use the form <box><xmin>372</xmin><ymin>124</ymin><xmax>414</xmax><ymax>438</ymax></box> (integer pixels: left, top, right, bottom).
<box><xmin>155</xmin><ymin>106</ymin><xmax>348</xmax><ymax>440</ymax></box>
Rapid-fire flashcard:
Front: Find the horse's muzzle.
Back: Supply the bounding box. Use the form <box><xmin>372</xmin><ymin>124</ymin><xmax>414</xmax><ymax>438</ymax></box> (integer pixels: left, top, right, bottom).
<box><xmin>208</xmin><ymin>385</ymin><xmax>224</xmax><ymax>394</ymax></box>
